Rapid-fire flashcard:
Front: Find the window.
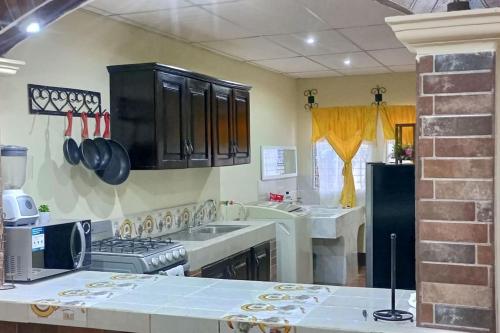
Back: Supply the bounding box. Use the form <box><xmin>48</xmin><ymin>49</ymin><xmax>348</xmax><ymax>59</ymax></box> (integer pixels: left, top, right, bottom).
<box><xmin>313</xmin><ymin>140</ymin><xmax>373</xmax><ymax>205</ymax></box>
<box><xmin>385</xmin><ymin>139</ymin><xmax>396</xmax><ymax>163</ymax></box>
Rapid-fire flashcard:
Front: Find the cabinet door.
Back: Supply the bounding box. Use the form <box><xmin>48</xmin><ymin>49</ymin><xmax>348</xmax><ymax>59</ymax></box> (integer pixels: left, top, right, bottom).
<box><xmin>251</xmin><ymin>242</ymin><xmax>271</xmax><ymax>281</ymax></box>
<box><xmin>156</xmin><ymin>72</ymin><xmax>188</xmax><ymax>169</ymax></box>
<box><xmin>233</xmin><ymin>89</ymin><xmax>251</xmax><ymax>165</ymax></box>
<box><xmin>230</xmin><ymin>251</ymin><xmax>252</xmax><ymax>280</ymax></box>
<box><xmin>186</xmin><ymin>79</ymin><xmax>211</xmax><ymax>168</ymax></box>
<box><xmin>201</xmin><ymin>258</ymin><xmax>231</xmax><ymax>279</ymax></box>
<box><xmin>211</xmin><ymin>84</ymin><xmax>234</xmax><ymax>167</ymax></box>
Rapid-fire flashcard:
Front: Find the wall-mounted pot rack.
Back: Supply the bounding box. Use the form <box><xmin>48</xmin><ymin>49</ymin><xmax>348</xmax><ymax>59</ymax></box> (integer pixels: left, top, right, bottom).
<box><xmin>28</xmin><ymin>84</ymin><xmax>103</xmax><ymax>117</ymax></box>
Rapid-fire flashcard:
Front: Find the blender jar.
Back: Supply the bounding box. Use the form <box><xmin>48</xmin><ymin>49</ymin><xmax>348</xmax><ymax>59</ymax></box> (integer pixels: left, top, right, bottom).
<box><xmin>1</xmin><ymin>145</ymin><xmax>28</xmax><ymax>190</ymax></box>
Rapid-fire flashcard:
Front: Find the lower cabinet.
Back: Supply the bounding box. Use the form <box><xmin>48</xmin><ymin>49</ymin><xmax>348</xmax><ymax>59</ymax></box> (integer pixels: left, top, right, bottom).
<box><xmin>201</xmin><ymin>241</ymin><xmax>270</xmax><ymax>281</ymax></box>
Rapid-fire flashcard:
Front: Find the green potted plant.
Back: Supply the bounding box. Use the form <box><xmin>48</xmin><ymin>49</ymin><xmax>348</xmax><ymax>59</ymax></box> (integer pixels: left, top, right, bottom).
<box><xmin>38</xmin><ymin>204</ymin><xmax>50</xmax><ymax>224</ymax></box>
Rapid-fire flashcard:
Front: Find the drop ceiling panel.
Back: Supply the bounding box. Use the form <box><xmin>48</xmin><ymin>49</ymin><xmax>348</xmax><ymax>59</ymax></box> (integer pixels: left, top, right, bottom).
<box><xmin>339</xmin><ymin>25</ymin><xmax>403</xmax><ymax>50</ymax></box>
<box><xmin>289</xmin><ymin>71</ymin><xmax>342</xmax><ymax>78</ymax></box>
<box><xmin>188</xmin><ymin>0</ymin><xmax>241</xmax><ymax>4</ymax></box>
<box><xmin>369</xmin><ymin>48</ymin><xmax>415</xmax><ymax>66</ymax></box>
<box><xmin>198</xmin><ymin>37</ymin><xmax>298</xmax><ymax>60</ymax></box>
<box><xmin>87</xmin><ymin>0</ymin><xmax>192</xmax><ymax>15</ymax></box>
<box><xmin>389</xmin><ymin>64</ymin><xmax>416</xmax><ymax>72</ymax></box>
<box><xmin>310</xmin><ymin>52</ymin><xmax>381</xmax><ymax>69</ymax></box>
<box><xmin>337</xmin><ymin>66</ymin><xmax>391</xmax><ymax>75</ymax></box>
<box><xmin>122</xmin><ymin>7</ymin><xmax>255</xmax><ymax>42</ymax></box>
<box><xmin>252</xmin><ymin>57</ymin><xmax>329</xmax><ymax>73</ymax></box>
<box><xmin>297</xmin><ymin>0</ymin><xmax>403</xmax><ymax>28</ymax></box>
<box><xmin>202</xmin><ymin>0</ymin><xmax>329</xmax><ymax>35</ymax></box>
<box><xmin>268</xmin><ymin>30</ymin><xmax>360</xmax><ymax>56</ymax></box>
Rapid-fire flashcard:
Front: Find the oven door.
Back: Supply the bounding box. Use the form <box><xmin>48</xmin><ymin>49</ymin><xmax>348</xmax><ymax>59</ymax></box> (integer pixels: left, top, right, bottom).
<box><xmin>31</xmin><ymin>221</ymin><xmax>91</xmax><ymax>280</ymax></box>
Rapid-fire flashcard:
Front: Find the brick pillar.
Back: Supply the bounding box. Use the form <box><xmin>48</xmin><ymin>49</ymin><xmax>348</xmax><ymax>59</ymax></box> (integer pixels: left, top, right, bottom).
<box><xmin>386</xmin><ymin>9</ymin><xmax>500</xmax><ymax>333</ymax></box>
<box><xmin>416</xmin><ymin>52</ymin><xmax>495</xmax><ymax>331</ymax></box>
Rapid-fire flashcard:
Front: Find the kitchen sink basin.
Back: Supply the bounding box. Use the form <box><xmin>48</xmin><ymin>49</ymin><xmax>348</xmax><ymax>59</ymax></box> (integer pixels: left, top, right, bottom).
<box><xmin>169</xmin><ymin>224</ymin><xmax>248</xmax><ymax>241</ymax></box>
<box><xmin>195</xmin><ymin>225</ymin><xmax>246</xmax><ymax>234</ymax></box>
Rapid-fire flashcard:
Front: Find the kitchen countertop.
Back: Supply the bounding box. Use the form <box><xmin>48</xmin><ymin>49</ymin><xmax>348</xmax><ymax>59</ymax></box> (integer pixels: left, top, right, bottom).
<box><xmin>0</xmin><ymin>271</ymin><xmax>458</xmax><ymax>333</ymax></box>
<box><xmin>179</xmin><ymin>220</ymin><xmax>276</xmax><ymax>271</ymax></box>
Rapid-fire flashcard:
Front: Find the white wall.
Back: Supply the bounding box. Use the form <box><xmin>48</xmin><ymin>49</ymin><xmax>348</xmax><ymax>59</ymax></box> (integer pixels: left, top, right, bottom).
<box><xmin>0</xmin><ymin>10</ymin><xmax>297</xmax><ymax>220</ymax></box>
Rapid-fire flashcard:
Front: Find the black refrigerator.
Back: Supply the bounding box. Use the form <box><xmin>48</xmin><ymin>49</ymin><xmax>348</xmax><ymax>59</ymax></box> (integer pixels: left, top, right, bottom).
<box><xmin>365</xmin><ymin>163</ymin><xmax>415</xmax><ymax>290</ymax></box>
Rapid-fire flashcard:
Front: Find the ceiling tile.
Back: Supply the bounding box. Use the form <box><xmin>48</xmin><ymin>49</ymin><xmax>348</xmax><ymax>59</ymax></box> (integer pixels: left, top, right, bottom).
<box><xmin>252</xmin><ymin>57</ymin><xmax>328</xmax><ymax>73</ymax></box>
<box><xmin>288</xmin><ymin>71</ymin><xmax>342</xmax><ymax>78</ymax></box>
<box><xmin>310</xmin><ymin>52</ymin><xmax>381</xmax><ymax>69</ymax></box>
<box><xmin>339</xmin><ymin>25</ymin><xmax>403</xmax><ymax>50</ymax></box>
<box><xmin>198</xmin><ymin>37</ymin><xmax>298</xmax><ymax>60</ymax></box>
<box><xmin>337</xmin><ymin>67</ymin><xmax>391</xmax><ymax>76</ymax></box>
<box><xmin>268</xmin><ymin>30</ymin><xmax>360</xmax><ymax>56</ymax></box>
<box><xmin>202</xmin><ymin>0</ymin><xmax>329</xmax><ymax>35</ymax></box>
<box><xmin>121</xmin><ymin>7</ymin><xmax>255</xmax><ymax>42</ymax></box>
<box><xmin>87</xmin><ymin>0</ymin><xmax>192</xmax><ymax>15</ymax></box>
<box><xmin>368</xmin><ymin>48</ymin><xmax>415</xmax><ymax>66</ymax></box>
<box><xmin>389</xmin><ymin>64</ymin><xmax>416</xmax><ymax>72</ymax></box>
<box><xmin>297</xmin><ymin>0</ymin><xmax>404</xmax><ymax>28</ymax></box>
<box><xmin>188</xmin><ymin>0</ymin><xmax>241</xmax><ymax>4</ymax></box>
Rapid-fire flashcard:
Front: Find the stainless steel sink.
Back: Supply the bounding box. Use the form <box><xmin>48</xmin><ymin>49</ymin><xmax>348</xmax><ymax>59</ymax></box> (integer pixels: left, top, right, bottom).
<box><xmin>195</xmin><ymin>225</ymin><xmax>246</xmax><ymax>234</ymax></box>
<box><xmin>169</xmin><ymin>224</ymin><xmax>248</xmax><ymax>241</ymax></box>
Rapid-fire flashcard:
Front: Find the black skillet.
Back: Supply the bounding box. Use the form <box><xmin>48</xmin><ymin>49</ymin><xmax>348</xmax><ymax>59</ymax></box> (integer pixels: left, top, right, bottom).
<box><xmin>96</xmin><ymin>112</ymin><xmax>130</xmax><ymax>185</ymax></box>
<box><xmin>63</xmin><ymin>111</ymin><xmax>80</xmax><ymax>165</ymax></box>
<box><xmin>79</xmin><ymin>112</ymin><xmax>101</xmax><ymax>170</ymax></box>
<box><xmin>93</xmin><ymin>112</ymin><xmax>112</xmax><ymax>170</ymax></box>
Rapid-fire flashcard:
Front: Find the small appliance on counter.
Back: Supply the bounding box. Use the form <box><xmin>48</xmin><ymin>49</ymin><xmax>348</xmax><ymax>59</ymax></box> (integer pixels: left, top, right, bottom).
<box><xmin>4</xmin><ymin>219</ymin><xmax>91</xmax><ymax>282</ymax></box>
<box><xmin>1</xmin><ymin>145</ymin><xmax>38</xmax><ymax>226</ymax></box>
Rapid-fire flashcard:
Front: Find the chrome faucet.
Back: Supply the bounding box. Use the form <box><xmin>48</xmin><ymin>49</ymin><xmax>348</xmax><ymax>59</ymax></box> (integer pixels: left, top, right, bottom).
<box><xmin>192</xmin><ymin>199</ymin><xmax>217</xmax><ymax>228</ymax></box>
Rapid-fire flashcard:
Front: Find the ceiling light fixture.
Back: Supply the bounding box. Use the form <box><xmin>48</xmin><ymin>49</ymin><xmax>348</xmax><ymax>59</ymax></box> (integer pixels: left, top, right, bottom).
<box><xmin>343</xmin><ymin>58</ymin><xmax>351</xmax><ymax>66</ymax></box>
<box><xmin>26</xmin><ymin>22</ymin><xmax>40</xmax><ymax>33</ymax></box>
<box><xmin>306</xmin><ymin>37</ymin><xmax>315</xmax><ymax>44</ymax></box>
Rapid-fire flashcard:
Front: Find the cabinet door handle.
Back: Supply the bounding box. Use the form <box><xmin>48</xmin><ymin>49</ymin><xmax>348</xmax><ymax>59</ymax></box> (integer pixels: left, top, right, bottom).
<box><xmin>184</xmin><ymin>140</ymin><xmax>192</xmax><ymax>157</ymax></box>
<box><xmin>188</xmin><ymin>140</ymin><xmax>194</xmax><ymax>155</ymax></box>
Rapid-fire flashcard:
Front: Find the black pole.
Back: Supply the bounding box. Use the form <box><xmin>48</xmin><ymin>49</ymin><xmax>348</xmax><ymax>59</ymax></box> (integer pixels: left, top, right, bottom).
<box><xmin>391</xmin><ymin>233</ymin><xmax>396</xmax><ymax>312</ymax></box>
<box><xmin>373</xmin><ymin>232</ymin><xmax>413</xmax><ymax>322</ymax></box>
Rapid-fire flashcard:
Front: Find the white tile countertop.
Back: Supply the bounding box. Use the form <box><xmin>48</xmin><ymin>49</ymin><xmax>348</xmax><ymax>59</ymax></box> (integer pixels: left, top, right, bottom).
<box><xmin>0</xmin><ymin>271</ymin><xmax>460</xmax><ymax>333</ymax></box>
<box><xmin>179</xmin><ymin>220</ymin><xmax>276</xmax><ymax>271</ymax></box>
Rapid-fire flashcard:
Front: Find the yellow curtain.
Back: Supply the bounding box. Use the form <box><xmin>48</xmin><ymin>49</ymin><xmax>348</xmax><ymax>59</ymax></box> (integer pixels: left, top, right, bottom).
<box><xmin>380</xmin><ymin>105</ymin><xmax>416</xmax><ymax>145</ymax></box>
<box><xmin>312</xmin><ymin>106</ymin><xmax>377</xmax><ymax>208</ymax></box>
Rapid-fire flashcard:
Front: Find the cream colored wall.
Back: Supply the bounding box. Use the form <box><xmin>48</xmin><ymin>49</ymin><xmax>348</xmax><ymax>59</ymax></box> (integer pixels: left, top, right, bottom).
<box><xmin>295</xmin><ymin>73</ymin><xmax>417</xmax><ymax>190</ymax></box>
<box><xmin>0</xmin><ymin>10</ymin><xmax>297</xmax><ymax>220</ymax></box>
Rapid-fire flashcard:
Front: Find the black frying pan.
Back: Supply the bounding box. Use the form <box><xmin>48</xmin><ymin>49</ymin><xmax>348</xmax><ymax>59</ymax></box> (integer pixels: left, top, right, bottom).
<box><xmin>96</xmin><ymin>112</ymin><xmax>130</xmax><ymax>185</ymax></box>
<box><xmin>79</xmin><ymin>112</ymin><xmax>101</xmax><ymax>170</ymax></box>
<box><xmin>63</xmin><ymin>111</ymin><xmax>80</xmax><ymax>165</ymax></box>
<box><xmin>93</xmin><ymin>113</ymin><xmax>112</xmax><ymax>170</ymax></box>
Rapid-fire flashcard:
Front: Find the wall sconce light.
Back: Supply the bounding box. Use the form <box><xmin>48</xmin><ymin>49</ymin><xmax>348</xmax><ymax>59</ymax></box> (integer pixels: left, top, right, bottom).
<box><xmin>304</xmin><ymin>89</ymin><xmax>318</xmax><ymax>110</ymax></box>
<box><xmin>371</xmin><ymin>85</ymin><xmax>387</xmax><ymax>107</ymax></box>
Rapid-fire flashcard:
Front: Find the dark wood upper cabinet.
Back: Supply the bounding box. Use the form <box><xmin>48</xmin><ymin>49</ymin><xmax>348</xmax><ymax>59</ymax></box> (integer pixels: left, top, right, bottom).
<box><xmin>233</xmin><ymin>89</ymin><xmax>251</xmax><ymax>165</ymax></box>
<box><xmin>108</xmin><ymin>63</ymin><xmax>251</xmax><ymax>170</ymax></box>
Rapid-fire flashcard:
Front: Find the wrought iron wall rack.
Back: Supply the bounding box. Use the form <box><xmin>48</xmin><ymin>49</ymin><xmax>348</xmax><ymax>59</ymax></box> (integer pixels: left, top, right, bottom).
<box><xmin>28</xmin><ymin>84</ymin><xmax>103</xmax><ymax>117</ymax></box>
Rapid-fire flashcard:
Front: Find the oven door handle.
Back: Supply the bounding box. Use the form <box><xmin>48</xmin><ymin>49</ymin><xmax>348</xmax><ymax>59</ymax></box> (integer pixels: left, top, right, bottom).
<box><xmin>71</xmin><ymin>223</ymin><xmax>86</xmax><ymax>269</ymax></box>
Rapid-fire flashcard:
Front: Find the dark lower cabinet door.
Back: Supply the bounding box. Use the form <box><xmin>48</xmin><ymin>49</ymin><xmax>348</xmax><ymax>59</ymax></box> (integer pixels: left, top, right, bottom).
<box><xmin>212</xmin><ymin>84</ymin><xmax>234</xmax><ymax>167</ymax></box>
<box><xmin>233</xmin><ymin>89</ymin><xmax>250</xmax><ymax>165</ymax></box>
<box><xmin>186</xmin><ymin>79</ymin><xmax>211</xmax><ymax>168</ymax></box>
<box><xmin>155</xmin><ymin>72</ymin><xmax>188</xmax><ymax>169</ymax></box>
<box><xmin>201</xmin><ymin>258</ymin><xmax>230</xmax><ymax>279</ymax></box>
<box><xmin>231</xmin><ymin>251</ymin><xmax>252</xmax><ymax>280</ymax></box>
<box><xmin>251</xmin><ymin>242</ymin><xmax>270</xmax><ymax>281</ymax></box>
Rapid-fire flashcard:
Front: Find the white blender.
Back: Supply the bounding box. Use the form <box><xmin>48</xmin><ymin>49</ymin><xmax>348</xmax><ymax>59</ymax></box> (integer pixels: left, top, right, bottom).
<box><xmin>1</xmin><ymin>145</ymin><xmax>38</xmax><ymax>226</ymax></box>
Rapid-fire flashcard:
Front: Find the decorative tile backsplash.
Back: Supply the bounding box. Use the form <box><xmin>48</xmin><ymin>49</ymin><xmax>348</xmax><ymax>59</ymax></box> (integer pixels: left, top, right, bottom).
<box><xmin>111</xmin><ymin>201</ymin><xmax>217</xmax><ymax>239</ymax></box>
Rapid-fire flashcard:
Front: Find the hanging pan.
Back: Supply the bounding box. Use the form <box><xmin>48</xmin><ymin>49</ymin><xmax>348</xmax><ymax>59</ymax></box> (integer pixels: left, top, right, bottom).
<box><xmin>96</xmin><ymin>112</ymin><xmax>130</xmax><ymax>185</ymax></box>
<box><xmin>63</xmin><ymin>111</ymin><xmax>80</xmax><ymax>165</ymax></box>
<box><xmin>79</xmin><ymin>112</ymin><xmax>101</xmax><ymax>170</ymax></box>
<box><xmin>93</xmin><ymin>112</ymin><xmax>112</xmax><ymax>170</ymax></box>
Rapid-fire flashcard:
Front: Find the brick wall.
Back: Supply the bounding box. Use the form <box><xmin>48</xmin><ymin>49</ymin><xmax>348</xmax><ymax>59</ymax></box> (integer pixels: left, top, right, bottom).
<box><xmin>416</xmin><ymin>52</ymin><xmax>496</xmax><ymax>331</ymax></box>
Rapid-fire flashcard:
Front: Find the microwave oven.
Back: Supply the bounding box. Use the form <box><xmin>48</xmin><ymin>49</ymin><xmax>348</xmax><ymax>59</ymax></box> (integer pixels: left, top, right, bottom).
<box><xmin>4</xmin><ymin>219</ymin><xmax>91</xmax><ymax>282</ymax></box>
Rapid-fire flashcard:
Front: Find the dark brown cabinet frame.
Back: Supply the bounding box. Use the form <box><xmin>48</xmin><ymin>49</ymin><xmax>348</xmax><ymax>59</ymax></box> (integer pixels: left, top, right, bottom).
<box><xmin>108</xmin><ymin>63</ymin><xmax>251</xmax><ymax>170</ymax></box>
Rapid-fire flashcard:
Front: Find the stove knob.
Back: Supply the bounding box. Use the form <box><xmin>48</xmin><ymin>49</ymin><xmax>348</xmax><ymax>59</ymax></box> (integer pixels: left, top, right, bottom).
<box><xmin>172</xmin><ymin>250</ymin><xmax>180</xmax><ymax>259</ymax></box>
<box><xmin>165</xmin><ymin>253</ymin><xmax>173</xmax><ymax>262</ymax></box>
<box><xmin>179</xmin><ymin>248</ymin><xmax>186</xmax><ymax>257</ymax></box>
<box><xmin>151</xmin><ymin>257</ymin><xmax>159</xmax><ymax>266</ymax></box>
<box><xmin>159</xmin><ymin>254</ymin><xmax>167</xmax><ymax>264</ymax></box>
